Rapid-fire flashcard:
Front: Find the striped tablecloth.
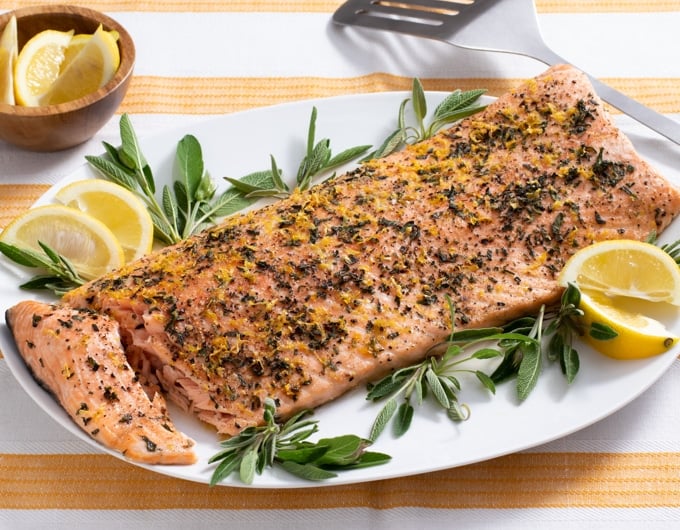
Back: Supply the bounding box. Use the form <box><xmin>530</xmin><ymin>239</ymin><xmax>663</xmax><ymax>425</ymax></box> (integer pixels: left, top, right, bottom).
<box><xmin>1</xmin><ymin>1</ymin><xmax>679</xmax><ymax>528</ymax></box>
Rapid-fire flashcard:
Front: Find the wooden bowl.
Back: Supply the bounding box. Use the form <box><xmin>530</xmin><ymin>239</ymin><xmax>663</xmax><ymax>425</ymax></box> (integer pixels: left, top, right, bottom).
<box><xmin>0</xmin><ymin>5</ymin><xmax>135</xmax><ymax>152</ymax></box>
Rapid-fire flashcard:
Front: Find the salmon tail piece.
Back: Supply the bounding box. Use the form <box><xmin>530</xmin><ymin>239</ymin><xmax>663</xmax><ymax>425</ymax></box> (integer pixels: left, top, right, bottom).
<box><xmin>6</xmin><ymin>300</ymin><xmax>197</xmax><ymax>465</ymax></box>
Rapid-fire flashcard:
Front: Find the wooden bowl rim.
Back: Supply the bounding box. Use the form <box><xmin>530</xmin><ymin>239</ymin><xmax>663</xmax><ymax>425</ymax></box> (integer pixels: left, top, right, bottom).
<box><xmin>0</xmin><ymin>4</ymin><xmax>135</xmax><ymax>116</ymax></box>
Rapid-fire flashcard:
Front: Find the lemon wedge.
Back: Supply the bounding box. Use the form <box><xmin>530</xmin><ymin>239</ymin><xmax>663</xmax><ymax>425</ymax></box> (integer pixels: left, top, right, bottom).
<box><xmin>0</xmin><ymin>204</ymin><xmax>124</xmax><ymax>280</ymax></box>
<box><xmin>13</xmin><ymin>28</ymin><xmax>74</xmax><ymax>106</ymax></box>
<box><xmin>55</xmin><ymin>179</ymin><xmax>154</xmax><ymax>263</ymax></box>
<box><xmin>577</xmin><ymin>291</ymin><xmax>678</xmax><ymax>360</ymax></box>
<box><xmin>558</xmin><ymin>239</ymin><xmax>680</xmax><ymax>359</ymax></box>
<box><xmin>60</xmin><ymin>30</ymin><xmax>119</xmax><ymax>74</ymax></box>
<box><xmin>60</xmin><ymin>33</ymin><xmax>91</xmax><ymax>72</ymax></box>
<box><xmin>558</xmin><ymin>239</ymin><xmax>680</xmax><ymax>305</ymax></box>
<box><xmin>40</xmin><ymin>25</ymin><xmax>120</xmax><ymax>106</ymax></box>
<box><xmin>0</xmin><ymin>15</ymin><xmax>18</xmax><ymax>104</ymax></box>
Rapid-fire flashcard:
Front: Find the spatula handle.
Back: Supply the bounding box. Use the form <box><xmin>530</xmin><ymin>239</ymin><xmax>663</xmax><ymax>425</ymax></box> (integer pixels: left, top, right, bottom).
<box><xmin>587</xmin><ymin>76</ymin><xmax>680</xmax><ymax>146</ymax></box>
<box><xmin>530</xmin><ymin>46</ymin><xmax>680</xmax><ymax>145</ymax></box>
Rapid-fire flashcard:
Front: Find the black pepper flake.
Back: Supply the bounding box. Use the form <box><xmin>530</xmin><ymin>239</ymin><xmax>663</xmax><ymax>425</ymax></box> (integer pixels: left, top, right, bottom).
<box><xmin>86</xmin><ymin>356</ymin><xmax>100</xmax><ymax>372</ymax></box>
<box><xmin>57</xmin><ymin>318</ymin><xmax>73</xmax><ymax>329</ymax></box>
<box><xmin>103</xmin><ymin>386</ymin><xmax>119</xmax><ymax>402</ymax></box>
<box><xmin>141</xmin><ymin>436</ymin><xmax>158</xmax><ymax>452</ymax></box>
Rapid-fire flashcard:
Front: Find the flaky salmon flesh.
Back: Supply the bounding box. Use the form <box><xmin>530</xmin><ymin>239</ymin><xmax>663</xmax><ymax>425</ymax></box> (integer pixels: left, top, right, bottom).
<box><xmin>6</xmin><ymin>65</ymin><xmax>680</xmax><ymax>464</ymax></box>
<box><xmin>5</xmin><ymin>301</ymin><xmax>196</xmax><ymax>464</ymax></box>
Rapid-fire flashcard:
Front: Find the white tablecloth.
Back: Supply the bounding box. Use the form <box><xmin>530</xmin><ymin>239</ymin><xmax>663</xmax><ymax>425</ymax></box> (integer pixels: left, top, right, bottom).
<box><xmin>1</xmin><ymin>1</ymin><xmax>679</xmax><ymax>528</ymax></box>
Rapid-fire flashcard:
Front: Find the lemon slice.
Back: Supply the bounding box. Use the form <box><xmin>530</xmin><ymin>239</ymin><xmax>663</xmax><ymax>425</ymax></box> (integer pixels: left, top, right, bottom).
<box><xmin>40</xmin><ymin>25</ymin><xmax>120</xmax><ymax>106</ymax></box>
<box><xmin>13</xmin><ymin>28</ymin><xmax>74</xmax><ymax>106</ymax></box>
<box><xmin>0</xmin><ymin>15</ymin><xmax>18</xmax><ymax>104</ymax></box>
<box><xmin>558</xmin><ymin>239</ymin><xmax>680</xmax><ymax>359</ymax></box>
<box><xmin>55</xmin><ymin>179</ymin><xmax>154</xmax><ymax>263</ymax></box>
<box><xmin>558</xmin><ymin>239</ymin><xmax>680</xmax><ymax>305</ymax></box>
<box><xmin>578</xmin><ymin>291</ymin><xmax>678</xmax><ymax>359</ymax></box>
<box><xmin>0</xmin><ymin>204</ymin><xmax>124</xmax><ymax>280</ymax></box>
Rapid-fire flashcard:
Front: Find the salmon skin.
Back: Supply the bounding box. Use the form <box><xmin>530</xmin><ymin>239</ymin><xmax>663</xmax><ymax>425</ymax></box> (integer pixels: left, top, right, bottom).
<box><xmin>5</xmin><ymin>301</ymin><xmax>196</xmax><ymax>464</ymax></box>
<box><xmin>7</xmin><ymin>65</ymin><xmax>680</xmax><ymax>455</ymax></box>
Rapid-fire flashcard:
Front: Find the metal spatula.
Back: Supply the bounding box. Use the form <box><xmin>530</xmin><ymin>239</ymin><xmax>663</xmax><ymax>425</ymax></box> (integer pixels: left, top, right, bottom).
<box><xmin>332</xmin><ymin>0</ymin><xmax>680</xmax><ymax>145</ymax></box>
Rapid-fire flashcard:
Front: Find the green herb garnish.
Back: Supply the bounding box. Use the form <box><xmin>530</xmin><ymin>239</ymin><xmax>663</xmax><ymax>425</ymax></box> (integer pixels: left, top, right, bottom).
<box><xmin>0</xmin><ymin>240</ymin><xmax>85</xmax><ymax>295</ymax></box>
<box><xmin>364</xmin><ymin>79</ymin><xmax>487</xmax><ymax>160</ymax></box>
<box><xmin>223</xmin><ymin>106</ymin><xmax>371</xmax><ymax>199</ymax></box>
<box><xmin>366</xmin><ymin>296</ymin><xmax>534</xmax><ymax>441</ymax></box>
<box><xmin>366</xmin><ymin>283</ymin><xmax>621</xmax><ymax>440</ymax></box>
<box><xmin>208</xmin><ymin>398</ymin><xmax>390</xmax><ymax>486</ymax></box>
<box><xmin>86</xmin><ymin>114</ymin><xmax>254</xmax><ymax>244</ymax></box>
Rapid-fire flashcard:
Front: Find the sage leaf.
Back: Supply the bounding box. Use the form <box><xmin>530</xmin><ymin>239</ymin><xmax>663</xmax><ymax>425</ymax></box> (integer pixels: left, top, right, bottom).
<box><xmin>433</xmin><ymin>88</ymin><xmax>486</xmax><ymax>119</ymax></box>
<box><xmin>472</xmin><ymin>348</ymin><xmax>503</xmax><ymax>360</ymax></box>
<box><xmin>516</xmin><ymin>342</ymin><xmax>542</xmax><ymax>401</ymax></box>
<box><xmin>369</xmin><ymin>398</ymin><xmax>398</xmax><ymax>442</ymax></box>
<box><xmin>561</xmin><ymin>345</ymin><xmax>580</xmax><ymax>384</ymax></box>
<box><xmin>350</xmin><ymin>451</ymin><xmax>392</xmax><ymax>469</ymax></box>
<box><xmin>475</xmin><ymin>371</ymin><xmax>496</xmax><ymax>394</ymax></box>
<box><xmin>589</xmin><ymin>322</ymin><xmax>618</xmax><ymax>341</ymax></box>
<box><xmin>447</xmin><ymin>401</ymin><xmax>470</xmax><ymax>421</ymax></box>
<box><xmin>279</xmin><ymin>460</ymin><xmax>337</xmax><ymax>481</ymax></box>
<box><xmin>425</xmin><ymin>369</ymin><xmax>450</xmax><ymax>409</ymax></box>
<box><xmin>239</xmin><ymin>448</ymin><xmax>258</xmax><ymax>485</ymax></box>
<box><xmin>0</xmin><ymin>242</ymin><xmax>46</xmax><ymax>267</ymax></box>
<box><xmin>366</xmin><ymin>372</ymin><xmax>409</xmax><ymax>401</ymax></box>
<box><xmin>411</xmin><ymin>78</ymin><xmax>427</xmax><ymax>125</ymax></box>
<box><xmin>176</xmin><ymin>134</ymin><xmax>204</xmax><ymax>198</ymax></box>
<box><xmin>393</xmin><ymin>402</ymin><xmax>414</xmax><ymax>437</ymax></box>
<box><xmin>314</xmin><ymin>435</ymin><xmax>365</xmax><ymax>466</ymax></box>
<box><xmin>276</xmin><ymin>445</ymin><xmax>327</xmax><ymax>464</ymax></box>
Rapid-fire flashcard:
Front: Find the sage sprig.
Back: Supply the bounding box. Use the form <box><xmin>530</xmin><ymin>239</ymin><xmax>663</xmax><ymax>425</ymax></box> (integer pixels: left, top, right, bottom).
<box><xmin>86</xmin><ymin>114</ymin><xmax>258</xmax><ymax>244</ymax></box>
<box><xmin>366</xmin><ymin>297</ymin><xmax>520</xmax><ymax>441</ymax></box>
<box><xmin>490</xmin><ymin>283</ymin><xmax>617</xmax><ymax>399</ymax></box>
<box><xmin>208</xmin><ymin>398</ymin><xmax>390</xmax><ymax>486</ymax></box>
<box><xmin>364</xmin><ymin>79</ymin><xmax>487</xmax><ymax>160</ymax></box>
<box><xmin>224</xmin><ymin>106</ymin><xmax>371</xmax><ymax>199</ymax></box>
<box><xmin>0</xmin><ymin>241</ymin><xmax>85</xmax><ymax>295</ymax></box>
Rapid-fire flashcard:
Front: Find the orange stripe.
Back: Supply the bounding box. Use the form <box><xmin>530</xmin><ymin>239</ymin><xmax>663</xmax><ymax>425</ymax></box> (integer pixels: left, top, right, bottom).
<box><xmin>120</xmin><ymin>75</ymin><xmax>680</xmax><ymax>116</ymax></box>
<box><xmin>0</xmin><ymin>452</ymin><xmax>679</xmax><ymax>509</ymax></box>
<box><xmin>2</xmin><ymin>0</ymin><xmax>679</xmax><ymax>13</ymax></box>
<box><xmin>0</xmin><ymin>184</ymin><xmax>50</xmax><ymax>230</ymax></box>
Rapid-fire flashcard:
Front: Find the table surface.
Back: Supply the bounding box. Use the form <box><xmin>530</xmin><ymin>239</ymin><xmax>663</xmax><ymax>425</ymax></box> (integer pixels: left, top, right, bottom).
<box><xmin>1</xmin><ymin>1</ymin><xmax>679</xmax><ymax>528</ymax></box>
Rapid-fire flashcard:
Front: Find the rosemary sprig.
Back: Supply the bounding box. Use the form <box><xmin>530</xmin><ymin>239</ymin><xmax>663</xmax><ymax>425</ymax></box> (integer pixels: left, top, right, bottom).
<box><xmin>0</xmin><ymin>241</ymin><xmax>85</xmax><ymax>295</ymax></box>
<box><xmin>208</xmin><ymin>398</ymin><xmax>390</xmax><ymax>485</ymax></box>
<box><xmin>223</xmin><ymin>106</ymin><xmax>371</xmax><ymax>199</ymax></box>
<box><xmin>364</xmin><ymin>79</ymin><xmax>487</xmax><ymax>160</ymax></box>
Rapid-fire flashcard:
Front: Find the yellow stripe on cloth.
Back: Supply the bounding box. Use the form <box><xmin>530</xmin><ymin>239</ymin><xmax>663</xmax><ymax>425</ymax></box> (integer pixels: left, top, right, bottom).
<box><xmin>2</xmin><ymin>0</ymin><xmax>680</xmax><ymax>13</ymax></box>
<box><xmin>121</xmin><ymin>75</ymin><xmax>680</xmax><ymax>116</ymax></box>
<box><xmin>0</xmin><ymin>452</ymin><xmax>679</xmax><ymax>509</ymax></box>
<box><xmin>0</xmin><ymin>184</ymin><xmax>50</xmax><ymax>231</ymax></box>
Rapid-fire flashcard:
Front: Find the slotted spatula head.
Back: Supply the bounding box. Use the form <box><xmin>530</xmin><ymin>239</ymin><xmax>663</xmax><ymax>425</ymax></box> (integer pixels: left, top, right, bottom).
<box><xmin>333</xmin><ymin>0</ymin><xmax>680</xmax><ymax>146</ymax></box>
<box><xmin>332</xmin><ymin>0</ymin><xmax>546</xmax><ymax>58</ymax></box>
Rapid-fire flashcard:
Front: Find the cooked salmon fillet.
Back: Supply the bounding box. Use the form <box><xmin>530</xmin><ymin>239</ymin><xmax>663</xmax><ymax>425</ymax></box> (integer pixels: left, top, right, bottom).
<box><xmin>7</xmin><ymin>65</ymin><xmax>680</xmax><ymax>454</ymax></box>
<box><xmin>5</xmin><ymin>301</ymin><xmax>196</xmax><ymax>464</ymax></box>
